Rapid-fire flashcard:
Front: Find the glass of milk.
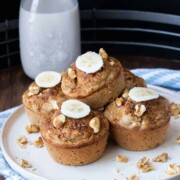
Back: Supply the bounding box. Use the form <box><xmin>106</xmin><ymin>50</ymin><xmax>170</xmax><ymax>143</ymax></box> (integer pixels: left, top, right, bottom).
<box><xmin>19</xmin><ymin>0</ymin><xmax>81</xmax><ymax>79</ymax></box>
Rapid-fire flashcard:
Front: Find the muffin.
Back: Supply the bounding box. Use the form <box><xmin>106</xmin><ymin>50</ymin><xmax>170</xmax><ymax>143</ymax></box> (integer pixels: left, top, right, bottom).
<box><xmin>22</xmin><ymin>71</ymin><xmax>67</xmax><ymax>125</ymax></box>
<box><xmin>123</xmin><ymin>69</ymin><xmax>147</xmax><ymax>89</ymax></box>
<box><xmin>41</xmin><ymin>99</ymin><xmax>109</xmax><ymax>165</ymax></box>
<box><xmin>104</xmin><ymin>87</ymin><xmax>171</xmax><ymax>151</ymax></box>
<box><xmin>61</xmin><ymin>48</ymin><xmax>125</xmax><ymax>109</ymax></box>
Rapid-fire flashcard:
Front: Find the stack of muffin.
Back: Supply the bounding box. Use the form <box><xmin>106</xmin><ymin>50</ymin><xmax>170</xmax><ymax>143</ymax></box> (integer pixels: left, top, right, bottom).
<box><xmin>22</xmin><ymin>48</ymin><xmax>171</xmax><ymax>166</ymax></box>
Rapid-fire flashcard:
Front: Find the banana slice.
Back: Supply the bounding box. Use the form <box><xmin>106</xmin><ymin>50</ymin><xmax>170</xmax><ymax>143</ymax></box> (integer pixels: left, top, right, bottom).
<box><xmin>75</xmin><ymin>51</ymin><xmax>103</xmax><ymax>73</ymax></box>
<box><xmin>61</xmin><ymin>99</ymin><xmax>90</xmax><ymax>119</ymax></box>
<box><xmin>35</xmin><ymin>71</ymin><xmax>61</xmax><ymax>88</ymax></box>
<box><xmin>129</xmin><ymin>87</ymin><xmax>159</xmax><ymax>102</ymax></box>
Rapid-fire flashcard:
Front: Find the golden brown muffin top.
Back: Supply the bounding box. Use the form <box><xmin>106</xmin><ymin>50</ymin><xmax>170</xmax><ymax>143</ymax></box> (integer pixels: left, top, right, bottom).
<box><xmin>61</xmin><ymin>49</ymin><xmax>124</xmax><ymax>98</ymax></box>
<box><xmin>104</xmin><ymin>93</ymin><xmax>171</xmax><ymax>130</ymax></box>
<box><xmin>22</xmin><ymin>82</ymin><xmax>67</xmax><ymax>114</ymax></box>
<box><xmin>123</xmin><ymin>69</ymin><xmax>147</xmax><ymax>89</ymax></box>
<box><xmin>40</xmin><ymin>110</ymin><xmax>109</xmax><ymax>148</ymax></box>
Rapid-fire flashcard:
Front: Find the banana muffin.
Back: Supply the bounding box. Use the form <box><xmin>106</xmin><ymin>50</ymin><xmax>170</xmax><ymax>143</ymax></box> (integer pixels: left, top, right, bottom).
<box><xmin>61</xmin><ymin>49</ymin><xmax>125</xmax><ymax>109</ymax></box>
<box><xmin>104</xmin><ymin>87</ymin><xmax>171</xmax><ymax>151</ymax></box>
<box><xmin>41</xmin><ymin>99</ymin><xmax>109</xmax><ymax>166</ymax></box>
<box><xmin>123</xmin><ymin>69</ymin><xmax>147</xmax><ymax>89</ymax></box>
<box><xmin>22</xmin><ymin>71</ymin><xmax>67</xmax><ymax>125</ymax></box>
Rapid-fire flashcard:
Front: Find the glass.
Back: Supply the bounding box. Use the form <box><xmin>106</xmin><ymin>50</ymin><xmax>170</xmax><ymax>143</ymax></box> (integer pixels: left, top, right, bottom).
<box><xmin>19</xmin><ymin>0</ymin><xmax>81</xmax><ymax>79</ymax></box>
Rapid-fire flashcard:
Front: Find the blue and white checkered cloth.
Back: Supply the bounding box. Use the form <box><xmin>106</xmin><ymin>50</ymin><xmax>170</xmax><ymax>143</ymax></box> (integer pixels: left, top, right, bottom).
<box><xmin>0</xmin><ymin>68</ymin><xmax>180</xmax><ymax>179</ymax></box>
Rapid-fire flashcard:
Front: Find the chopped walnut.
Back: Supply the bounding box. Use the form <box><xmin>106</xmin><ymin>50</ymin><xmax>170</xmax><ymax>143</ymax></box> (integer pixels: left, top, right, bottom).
<box><xmin>20</xmin><ymin>159</ymin><xmax>32</xmax><ymax>168</ymax></box>
<box><xmin>53</xmin><ymin>114</ymin><xmax>66</xmax><ymax>128</ymax></box>
<box><xmin>28</xmin><ymin>85</ymin><xmax>40</xmax><ymax>96</ymax></box>
<box><xmin>68</xmin><ymin>68</ymin><xmax>77</xmax><ymax>79</ymax></box>
<box><xmin>166</xmin><ymin>164</ymin><xmax>180</xmax><ymax>176</ymax></box>
<box><xmin>99</xmin><ymin>48</ymin><xmax>108</xmax><ymax>59</ymax></box>
<box><xmin>153</xmin><ymin>153</ymin><xmax>169</xmax><ymax>162</ymax></box>
<box><xmin>134</xmin><ymin>104</ymin><xmax>146</xmax><ymax>117</ymax></box>
<box><xmin>34</xmin><ymin>137</ymin><xmax>44</xmax><ymax>148</ymax></box>
<box><xmin>89</xmin><ymin>117</ymin><xmax>100</xmax><ymax>133</ymax></box>
<box><xmin>122</xmin><ymin>89</ymin><xmax>129</xmax><ymax>99</ymax></box>
<box><xmin>110</xmin><ymin>61</ymin><xmax>114</xmax><ymax>66</ymax></box>
<box><xmin>176</xmin><ymin>136</ymin><xmax>180</xmax><ymax>144</ymax></box>
<box><xmin>116</xmin><ymin>155</ymin><xmax>128</xmax><ymax>163</ymax></box>
<box><xmin>130</xmin><ymin>174</ymin><xmax>138</xmax><ymax>180</ymax></box>
<box><xmin>50</xmin><ymin>100</ymin><xmax>59</xmax><ymax>110</ymax></box>
<box><xmin>42</xmin><ymin>100</ymin><xmax>59</xmax><ymax>112</ymax></box>
<box><xmin>171</xmin><ymin>103</ymin><xmax>180</xmax><ymax>119</ymax></box>
<box><xmin>17</xmin><ymin>136</ymin><xmax>27</xmax><ymax>148</ymax></box>
<box><xmin>115</xmin><ymin>97</ymin><xmax>125</xmax><ymax>107</ymax></box>
<box><xmin>26</xmin><ymin>124</ymin><xmax>40</xmax><ymax>133</ymax></box>
<box><xmin>137</xmin><ymin>157</ymin><xmax>153</xmax><ymax>172</ymax></box>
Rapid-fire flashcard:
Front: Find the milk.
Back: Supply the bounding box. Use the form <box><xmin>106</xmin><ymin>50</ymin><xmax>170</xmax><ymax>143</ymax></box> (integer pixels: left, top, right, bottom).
<box><xmin>19</xmin><ymin>1</ymin><xmax>80</xmax><ymax>79</ymax></box>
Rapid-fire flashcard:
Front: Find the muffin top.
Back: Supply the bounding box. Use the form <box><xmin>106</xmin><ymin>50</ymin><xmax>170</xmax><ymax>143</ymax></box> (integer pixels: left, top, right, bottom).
<box><xmin>61</xmin><ymin>49</ymin><xmax>124</xmax><ymax>98</ymax></box>
<box><xmin>104</xmin><ymin>88</ymin><xmax>171</xmax><ymax>130</ymax></box>
<box><xmin>41</xmin><ymin>108</ymin><xmax>109</xmax><ymax>148</ymax></box>
<box><xmin>123</xmin><ymin>69</ymin><xmax>147</xmax><ymax>89</ymax></box>
<box><xmin>22</xmin><ymin>81</ymin><xmax>67</xmax><ymax>114</ymax></box>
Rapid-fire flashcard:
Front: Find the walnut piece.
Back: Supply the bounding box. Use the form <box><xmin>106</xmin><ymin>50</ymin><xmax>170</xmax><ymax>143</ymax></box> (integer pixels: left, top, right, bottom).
<box><xmin>153</xmin><ymin>153</ymin><xmax>169</xmax><ymax>162</ymax></box>
<box><xmin>134</xmin><ymin>103</ymin><xmax>146</xmax><ymax>117</ymax></box>
<box><xmin>26</xmin><ymin>124</ymin><xmax>40</xmax><ymax>133</ymax></box>
<box><xmin>122</xmin><ymin>89</ymin><xmax>129</xmax><ymax>99</ymax></box>
<box><xmin>116</xmin><ymin>155</ymin><xmax>128</xmax><ymax>163</ymax></box>
<box><xmin>53</xmin><ymin>114</ymin><xmax>66</xmax><ymax>128</ymax></box>
<box><xmin>28</xmin><ymin>85</ymin><xmax>40</xmax><ymax>96</ymax></box>
<box><xmin>115</xmin><ymin>97</ymin><xmax>125</xmax><ymax>107</ymax></box>
<box><xmin>171</xmin><ymin>102</ymin><xmax>180</xmax><ymax>119</ymax></box>
<box><xmin>42</xmin><ymin>100</ymin><xmax>59</xmax><ymax>112</ymax></box>
<box><xmin>34</xmin><ymin>137</ymin><xmax>44</xmax><ymax>148</ymax></box>
<box><xmin>130</xmin><ymin>174</ymin><xmax>138</xmax><ymax>180</ymax></box>
<box><xmin>166</xmin><ymin>164</ymin><xmax>180</xmax><ymax>176</ymax></box>
<box><xmin>20</xmin><ymin>159</ymin><xmax>32</xmax><ymax>168</ymax></box>
<box><xmin>137</xmin><ymin>157</ymin><xmax>153</xmax><ymax>172</ymax></box>
<box><xmin>99</xmin><ymin>48</ymin><xmax>108</xmax><ymax>59</ymax></box>
<box><xmin>17</xmin><ymin>136</ymin><xmax>27</xmax><ymax>148</ymax></box>
<box><xmin>109</xmin><ymin>61</ymin><xmax>114</xmax><ymax>66</ymax></box>
<box><xmin>89</xmin><ymin>117</ymin><xmax>100</xmax><ymax>133</ymax></box>
<box><xmin>68</xmin><ymin>68</ymin><xmax>77</xmax><ymax>79</ymax></box>
<box><xmin>176</xmin><ymin>136</ymin><xmax>180</xmax><ymax>144</ymax></box>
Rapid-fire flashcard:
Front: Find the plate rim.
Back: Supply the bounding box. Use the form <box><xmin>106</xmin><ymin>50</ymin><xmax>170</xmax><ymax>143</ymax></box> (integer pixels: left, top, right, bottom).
<box><xmin>0</xmin><ymin>85</ymin><xmax>180</xmax><ymax>180</ymax></box>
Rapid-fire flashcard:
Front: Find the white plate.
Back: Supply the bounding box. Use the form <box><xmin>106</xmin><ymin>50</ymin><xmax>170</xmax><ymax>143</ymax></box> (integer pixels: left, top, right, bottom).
<box><xmin>1</xmin><ymin>85</ymin><xmax>180</xmax><ymax>180</ymax></box>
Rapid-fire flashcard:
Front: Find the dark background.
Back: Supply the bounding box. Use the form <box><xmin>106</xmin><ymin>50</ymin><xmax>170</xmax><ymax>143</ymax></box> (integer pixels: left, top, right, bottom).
<box><xmin>2</xmin><ymin>0</ymin><xmax>180</xmax><ymax>20</ymax></box>
<box><xmin>0</xmin><ymin>0</ymin><xmax>180</xmax><ymax>69</ymax></box>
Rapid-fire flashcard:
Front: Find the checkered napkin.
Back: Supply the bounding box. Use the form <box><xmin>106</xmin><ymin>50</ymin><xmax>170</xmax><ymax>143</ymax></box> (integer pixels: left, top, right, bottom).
<box><xmin>0</xmin><ymin>68</ymin><xmax>180</xmax><ymax>180</ymax></box>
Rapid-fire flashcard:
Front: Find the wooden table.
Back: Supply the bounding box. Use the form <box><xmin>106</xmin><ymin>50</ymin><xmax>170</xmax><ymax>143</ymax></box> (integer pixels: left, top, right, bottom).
<box><xmin>0</xmin><ymin>56</ymin><xmax>180</xmax><ymax>112</ymax></box>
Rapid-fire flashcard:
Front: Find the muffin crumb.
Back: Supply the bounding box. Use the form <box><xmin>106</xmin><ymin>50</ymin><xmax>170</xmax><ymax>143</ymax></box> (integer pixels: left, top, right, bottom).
<box><xmin>176</xmin><ymin>136</ymin><xmax>180</xmax><ymax>144</ymax></box>
<box><xmin>34</xmin><ymin>137</ymin><xmax>44</xmax><ymax>148</ymax></box>
<box><xmin>89</xmin><ymin>117</ymin><xmax>100</xmax><ymax>133</ymax></box>
<box><xmin>26</xmin><ymin>124</ymin><xmax>40</xmax><ymax>133</ymax></box>
<box><xmin>153</xmin><ymin>153</ymin><xmax>169</xmax><ymax>162</ymax></box>
<box><xmin>20</xmin><ymin>159</ymin><xmax>32</xmax><ymax>168</ymax></box>
<box><xmin>130</xmin><ymin>174</ymin><xmax>138</xmax><ymax>180</ymax></box>
<box><xmin>113</xmin><ymin>167</ymin><xmax>120</xmax><ymax>173</ymax></box>
<box><xmin>68</xmin><ymin>68</ymin><xmax>77</xmax><ymax>79</ymax></box>
<box><xmin>116</xmin><ymin>155</ymin><xmax>128</xmax><ymax>163</ymax></box>
<box><xmin>53</xmin><ymin>114</ymin><xmax>66</xmax><ymax>128</ymax></box>
<box><xmin>50</xmin><ymin>100</ymin><xmax>59</xmax><ymax>110</ymax></box>
<box><xmin>137</xmin><ymin>157</ymin><xmax>153</xmax><ymax>172</ymax></box>
<box><xmin>166</xmin><ymin>164</ymin><xmax>180</xmax><ymax>176</ymax></box>
<box><xmin>134</xmin><ymin>104</ymin><xmax>146</xmax><ymax>117</ymax></box>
